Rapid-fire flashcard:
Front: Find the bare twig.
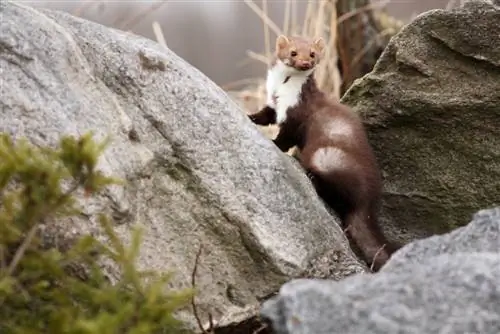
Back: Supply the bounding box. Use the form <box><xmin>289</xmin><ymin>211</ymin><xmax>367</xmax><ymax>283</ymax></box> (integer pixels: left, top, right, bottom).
<box><xmin>349</xmin><ymin>28</ymin><xmax>393</xmax><ymax>68</ymax></box>
<box><xmin>337</xmin><ymin>0</ymin><xmax>390</xmax><ymax>25</ymax></box>
<box><xmin>191</xmin><ymin>244</ymin><xmax>214</xmax><ymax>334</ymax></box>
<box><xmin>6</xmin><ymin>178</ymin><xmax>82</xmax><ymax>276</ymax></box>
<box><xmin>6</xmin><ymin>224</ymin><xmax>38</xmax><ymax>276</ymax></box>
<box><xmin>253</xmin><ymin>322</ymin><xmax>269</xmax><ymax>334</ymax></box>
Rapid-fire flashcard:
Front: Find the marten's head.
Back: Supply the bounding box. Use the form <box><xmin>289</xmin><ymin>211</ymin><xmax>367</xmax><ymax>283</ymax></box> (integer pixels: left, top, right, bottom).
<box><xmin>275</xmin><ymin>35</ymin><xmax>325</xmax><ymax>72</ymax></box>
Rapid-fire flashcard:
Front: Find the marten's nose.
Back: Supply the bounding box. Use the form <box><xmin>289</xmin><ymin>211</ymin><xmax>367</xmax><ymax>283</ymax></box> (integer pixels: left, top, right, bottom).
<box><xmin>296</xmin><ymin>60</ymin><xmax>312</xmax><ymax>70</ymax></box>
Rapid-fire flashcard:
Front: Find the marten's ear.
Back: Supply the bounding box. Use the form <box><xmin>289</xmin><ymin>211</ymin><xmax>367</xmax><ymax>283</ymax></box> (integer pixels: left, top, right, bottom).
<box><xmin>276</xmin><ymin>35</ymin><xmax>290</xmax><ymax>51</ymax></box>
<box><xmin>313</xmin><ymin>37</ymin><xmax>326</xmax><ymax>54</ymax></box>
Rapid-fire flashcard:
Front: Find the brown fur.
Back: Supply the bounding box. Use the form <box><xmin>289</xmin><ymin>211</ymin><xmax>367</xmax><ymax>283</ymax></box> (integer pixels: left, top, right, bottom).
<box><xmin>249</xmin><ymin>35</ymin><xmax>400</xmax><ymax>271</ymax></box>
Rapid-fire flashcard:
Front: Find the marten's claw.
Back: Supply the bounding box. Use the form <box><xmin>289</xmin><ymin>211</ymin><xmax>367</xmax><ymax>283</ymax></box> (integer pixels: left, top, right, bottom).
<box><xmin>306</xmin><ymin>171</ymin><xmax>315</xmax><ymax>180</ymax></box>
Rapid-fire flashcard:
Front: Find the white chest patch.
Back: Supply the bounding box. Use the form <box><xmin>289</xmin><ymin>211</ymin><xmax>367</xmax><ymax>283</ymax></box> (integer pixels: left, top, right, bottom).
<box><xmin>266</xmin><ymin>60</ymin><xmax>312</xmax><ymax>124</ymax></box>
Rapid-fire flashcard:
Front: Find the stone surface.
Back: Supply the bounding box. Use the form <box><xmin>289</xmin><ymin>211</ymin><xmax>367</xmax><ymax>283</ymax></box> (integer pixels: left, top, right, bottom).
<box><xmin>0</xmin><ymin>1</ymin><xmax>365</xmax><ymax>330</ymax></box>
<box><xmin>341</xmin><ymin>0</ymin><xmax>500</xmax><ymax>244</ymax></box>
<box><xmin>384</xmin><ymin>206</ymin><xmax>500</xmax><ymax>272</ymax></box>
<box><xmin>261</xmin><ymin>206</ymin><xmax>500</xmax><ymax>334</ymax></box>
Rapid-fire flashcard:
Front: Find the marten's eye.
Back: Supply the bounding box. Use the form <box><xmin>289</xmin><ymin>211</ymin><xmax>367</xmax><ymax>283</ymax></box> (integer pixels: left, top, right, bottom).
<box><xmin>310</xmin><ymin>51</ymin><xmax>315</xmax><ymax>58</ymax></box>
<box><xmin>290</xmin><ymin>51</ymin><xmax>297</xmax><ymax>57</ymax></box>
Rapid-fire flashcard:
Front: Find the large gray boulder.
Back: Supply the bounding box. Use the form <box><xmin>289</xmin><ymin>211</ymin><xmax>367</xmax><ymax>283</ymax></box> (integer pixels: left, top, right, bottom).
<box><xmin>0</xmin><ymin>1</ymin><xmax>364</xmax><ymax>331</ymax></box>
<box><xmin>341</xmin><ymin>0</ymin><xmax>500</xmax><ymax>244</ymax></box>
<box><xmin>261</xmin><ymin>206</ymin><xmax>500</xmax><ymax>334</ymax></box>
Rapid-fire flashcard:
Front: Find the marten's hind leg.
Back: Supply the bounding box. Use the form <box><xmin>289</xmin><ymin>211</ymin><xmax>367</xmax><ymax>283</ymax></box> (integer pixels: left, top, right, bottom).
<box><xmin>300</xmin><ymin>146</ymin><xmax>361</xmax><ymax>222</ymax></box>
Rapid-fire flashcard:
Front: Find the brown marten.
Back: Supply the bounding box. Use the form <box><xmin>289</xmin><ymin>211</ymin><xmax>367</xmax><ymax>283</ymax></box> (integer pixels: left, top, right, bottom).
<box><xmin>248</xmin><ymin>35</ymin><xmax>400</xmax><ymax>271</ymax></box>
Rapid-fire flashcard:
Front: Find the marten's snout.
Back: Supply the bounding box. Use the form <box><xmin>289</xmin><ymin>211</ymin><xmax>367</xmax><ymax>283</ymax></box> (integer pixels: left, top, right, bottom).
<box><xmin>296</xmin><ymin>60</ymin><xmax>312</xmax><ymax>71</ymax></box>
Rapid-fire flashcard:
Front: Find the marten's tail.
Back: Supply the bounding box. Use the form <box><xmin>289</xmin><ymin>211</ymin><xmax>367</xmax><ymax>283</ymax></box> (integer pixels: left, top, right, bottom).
<box><xmin>302</xmin><ymin>152</ymin><xmax>401</xmax><ymax>271</ymax></box>
<box><xmin>344</xmin><ymin>209</ymin><xmax>400</xmax><ymax>271</ymax></box>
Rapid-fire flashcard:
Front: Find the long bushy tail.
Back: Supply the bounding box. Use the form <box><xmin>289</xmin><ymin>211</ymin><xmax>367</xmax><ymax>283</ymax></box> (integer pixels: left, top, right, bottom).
<box><xmin>344</xmin><ymin>210</ymin><xmax>400</xmax><ymax>271</ymax></box>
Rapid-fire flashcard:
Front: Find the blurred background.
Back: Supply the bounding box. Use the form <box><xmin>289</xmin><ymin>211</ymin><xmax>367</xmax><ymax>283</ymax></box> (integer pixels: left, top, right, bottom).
<box><xmin>15</xmin><ymin>0</ymin><xmax>460</xmax><ymax>89</ymax></box>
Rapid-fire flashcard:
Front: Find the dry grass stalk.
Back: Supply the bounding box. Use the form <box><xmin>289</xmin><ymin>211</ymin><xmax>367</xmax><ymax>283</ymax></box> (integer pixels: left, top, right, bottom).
<box><xmin>243</xmin><ymin>0</ymin><xmax>282</xmax><ymax>37</ymax></box>
<box><xmin>262</xmin><ymin>0</ymin><xmax>271</xmax><ymax>66</ymax></box>
<box><xmin>291</xmin><ymin>0</ymin><xmax>298</xmax><ymax>34</ymax></box>
<box><xmin>446</xmin><ymin>0</ymin><xmax>457</xmax><ymax>10</ymax></box>
<box><xmin>283</xmin><ymin>0</ymin><xmax>291</xmax><ymax>35</ymax></box>
<box><xmin>445</xmin><ymin>0</ymin><xmax>464</xmax><ymax>11</ymax></box>
<box><xmin>114</xmin><ymin>0</ymin><xmax>169</xmax><ymax>31</ymax></box>
<box><xmin>152</xmin><ymin>21</ymin><xmax>168</xmax><ymax>49</ymax></box>
<box><xmin>246</xmin><ymin>50</ymin><xmax>269</xmax><ymax>65</ymax></box>
<box><xmin>71</xmin><ymin>1</ymin><xmax>100</xmax><ymax>17</ymax></box>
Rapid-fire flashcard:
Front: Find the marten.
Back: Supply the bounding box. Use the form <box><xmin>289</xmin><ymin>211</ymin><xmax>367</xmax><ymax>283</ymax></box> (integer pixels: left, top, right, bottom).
<box><xmin>248</xmin><ymin>35</ymin><xmax>400</xmax><ymax>271</ymax></box>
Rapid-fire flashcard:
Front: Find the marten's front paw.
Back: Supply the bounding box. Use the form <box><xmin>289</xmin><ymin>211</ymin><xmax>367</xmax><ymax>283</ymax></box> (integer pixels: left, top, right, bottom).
<box><xmin>305</xmin><ymin>170</ymin><xmax>321</xmax><ymax>189</ymax></box>
<box><xmin>248</xmin><ymin>114</ymin><xmax>257</xmax><ymax>122</ymax></box>
<box><xmin>271</xmin><ymin>139</ymin><xmax>282</xmax><ymax>150</ymax></box>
